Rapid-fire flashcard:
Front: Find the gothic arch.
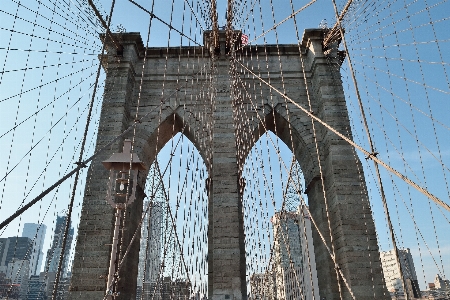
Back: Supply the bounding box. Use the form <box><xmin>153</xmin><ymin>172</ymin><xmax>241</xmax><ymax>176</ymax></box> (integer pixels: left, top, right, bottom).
<box><xmin>69</xmin><ymin>29</ymin><xmax>388</xmax><ymax>300</ymax></box>
<box><xmin>132</xmin><ymin>110</ymin><xmax>209</xmax><ymax>179</ymax></box>
<box><xmin>246</xmin><ymin>107</ymin><xmax>319</xmax><ymax>188</ymax></box>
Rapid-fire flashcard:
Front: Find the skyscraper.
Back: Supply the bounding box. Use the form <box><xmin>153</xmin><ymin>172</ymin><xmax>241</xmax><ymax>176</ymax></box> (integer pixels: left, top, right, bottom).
<box><xmin>271</xmin><ymin>206</ymin><xmax>319</xmax><ymax>300</ymax></box>
<box><xmin>26</xmin><ymin>275</ymin><xmax>46</xmax><ymax>300</ymax></box>
<box><xmin>272</xmin><ymin>211</ymin><xmax>303</xmax><ymax>299</ymax></box>
<box><xmin>0</xmin><ymin>237</ymin><xmax>33</xmax><ymax>298</ymax></box>
<box><xmin>380</xmin><ymin>248</ymin><xmax>421</xmax><ymax>298</ymax></box>
<box><xmin>0</xmin><ymin>238</ymin><xmax>10</xmax><ymax>269</ymax></box>
<box><xmin>6</xmin><ymin>259</ymin><xmax>30</xmax><ymax>299</ymax></box>
<box><xmin>3</xmin><ymin>237</ymin><xmax>33</xmax><ymax>266</ymax></box>
<box><xmin>137</xmin><ymin>200</ymin><xmax>164</xmax><ymax>287</ymax></box>
<box><xmin>44</xmin><ymin>215</ymin><xmax>74</xmax><ymax>277</ymax></box>
<box><xmin>296</xmin><ymin>205</ymin><xmax>320</xmax><ymax>300</ymax></box>
<box><xmin>22</xmin><ymin>223</ymin><xmax>47</xmax><ymax>276</ymax></box>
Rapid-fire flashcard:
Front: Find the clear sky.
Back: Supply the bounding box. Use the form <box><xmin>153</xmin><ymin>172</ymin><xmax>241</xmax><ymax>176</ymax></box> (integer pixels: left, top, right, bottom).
<box><xmin>0</xmin><ymin>0</ymin><xmax>449</xmax><ymax>295</ymax></box>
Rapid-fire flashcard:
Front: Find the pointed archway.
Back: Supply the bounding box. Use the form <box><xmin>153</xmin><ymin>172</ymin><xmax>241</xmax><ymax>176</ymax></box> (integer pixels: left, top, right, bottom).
<box><xmin>69</xmin><ymin>29</ymin><xmax>388</xmax><ymax>300</ymax></box>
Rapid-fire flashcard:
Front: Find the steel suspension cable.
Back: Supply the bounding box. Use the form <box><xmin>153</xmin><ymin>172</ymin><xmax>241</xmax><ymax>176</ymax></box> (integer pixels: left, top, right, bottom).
<box><xmin>232</xmin><ymin>58</ymin><xmax>450</xmax><ymax>213</ymax></box>
<box><xmin>51</xmin><ymin>0</ymin><xmax>117</xmax><ymax>297</ymax></box>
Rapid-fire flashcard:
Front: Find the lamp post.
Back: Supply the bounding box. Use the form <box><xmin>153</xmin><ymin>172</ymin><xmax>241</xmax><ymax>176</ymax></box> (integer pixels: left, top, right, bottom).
<box><xmin>102</xmin><ymin>139</ymin><xmax>147</xmax><ymax>299</ymax></box>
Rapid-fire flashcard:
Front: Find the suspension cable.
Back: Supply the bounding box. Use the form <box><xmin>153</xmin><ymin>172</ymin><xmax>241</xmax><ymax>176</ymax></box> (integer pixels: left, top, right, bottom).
<box><xmin>232</xmin><ymin>58</ymin><xmax>450</xmax><ymax>213</ymax></box>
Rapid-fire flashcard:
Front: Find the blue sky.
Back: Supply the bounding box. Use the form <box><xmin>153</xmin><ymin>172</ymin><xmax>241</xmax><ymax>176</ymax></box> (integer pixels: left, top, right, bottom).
<box><xmin>0</xmin><ymin>0</ymin><xmax>449</xmax><ymax>294</ymax></box>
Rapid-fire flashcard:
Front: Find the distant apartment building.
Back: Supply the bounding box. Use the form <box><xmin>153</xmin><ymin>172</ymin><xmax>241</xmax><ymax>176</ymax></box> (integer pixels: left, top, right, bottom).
<box><xmin>0</xmin><ymin>272</ymin><xmax>19</xmax><ymax>299</ymax></box>
<box><xmin>434</xmin><ymin>274</ymin><xmax>450</xmax><ymax>291</ymax></box>
<box><xmin>24</xmin><ymin>271</ymin><xmax>71</xmax><ymax>300</ymax></box>
<box><xmin>422</xmin><ymin>274</ymin><xmax>450</xmax><ymax>299</ymax></box>
<box><xmin>44</xmin><ymin>215</ymin><xmax>73</xmax><ymax>277</ymax></box>
<box><xmin>0</xmin><ymin>236</ymin><xmax>34</xmax><ymax>299</ymax></box>
<box><xmin>22</xmin><ymin>223</ymin><xmax>46</xmax><ymax>276</ymax></box>
<box><xmin>380</xmin><ymin>248</ymin><xmax>421</xmax><ymax>298</ymax></box>
<box><xmin>250</xmin><ymin>270</ymin><xmax>277</xmax><ymax>300</ymax></box>
<box><xmin>26</xmin><ymin>275</ymin><xmax>46</xmax><ymax>300</ymax></box>
<box><xmin>44</xmin><ymin>272</ymin><xmax>71</xmax><ymax>300</ymax></box>
<box><xmin>0</xmin><ymin>238</ymin><xmax>9</xmax><ymax>271</ymax></box>
<box><xmin>140</xmin><ymin>276</ymin><xmax>191</xmax><ymax>300</ymax></box>
<box><xmin>1</xmin><ymin>237</ymin><xmax>33</xmax><ymax>267</ymax></box>
<box><xmin>270</xmin><ymin>205</ymin><xmax>320</xmax><ymax>300</ymax></box>
<box><xmin>6</xmin><ymin>259</ymin><xmax>30</xmax><ymax>299</ymax></box>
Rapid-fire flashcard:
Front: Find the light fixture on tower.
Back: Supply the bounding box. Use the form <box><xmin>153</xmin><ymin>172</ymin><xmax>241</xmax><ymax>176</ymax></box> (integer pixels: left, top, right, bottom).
<box><xmin>102</xmin><ymin>139</ymin><xmax>147</xmax><ymax>299</ymax></box>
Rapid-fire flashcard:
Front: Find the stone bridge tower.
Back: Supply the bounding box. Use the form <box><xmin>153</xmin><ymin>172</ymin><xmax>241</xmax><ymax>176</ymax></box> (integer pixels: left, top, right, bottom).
<box><xmin>68</xmin><ymin>29</ymin><xmax>388</xmax><ymax>300</ymax></box>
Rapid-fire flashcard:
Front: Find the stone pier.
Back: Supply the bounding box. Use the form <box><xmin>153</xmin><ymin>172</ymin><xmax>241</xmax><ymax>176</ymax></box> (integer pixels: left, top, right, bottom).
<box><xmin>68</xmin><ymin>29</ymin><xmax>388</xmax><ymax>300</ymax></box>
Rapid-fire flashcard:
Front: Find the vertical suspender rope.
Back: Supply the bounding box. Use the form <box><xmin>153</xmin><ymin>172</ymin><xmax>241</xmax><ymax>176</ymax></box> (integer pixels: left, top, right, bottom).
<box><xmin>51</xmin><ymin>1</ymin><xmax>117</xmax><ymax>298</ymax></box>
<box><xmin>328</xmin><ymin>0</ymin><xmax>409</xmax><ymax>298</ymax></box>
<box><xmin>231</xmin><ymin>51</ymin><xmax>450</xmax><ymax>213</ymax></box>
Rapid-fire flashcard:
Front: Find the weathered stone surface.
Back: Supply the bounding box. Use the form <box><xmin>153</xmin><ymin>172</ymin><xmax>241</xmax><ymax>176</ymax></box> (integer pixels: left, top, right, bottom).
<box><xmin>69</xmin><ymin>29</ymin><xmax>388</xmax><ymax>300</ymax></box>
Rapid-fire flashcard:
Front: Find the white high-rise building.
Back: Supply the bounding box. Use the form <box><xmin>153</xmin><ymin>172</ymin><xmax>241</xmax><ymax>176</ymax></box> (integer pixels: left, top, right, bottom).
<box><xmin>297</xmin><ymin>205</ymin><xmax>320</xmax><ymax>300</ymax></box>
<box><xmin>380</xmin><ymin>248</ymin><xmax>421</xmax><ymax>298</ymax></box>
<box><xmin>434</xmin><ymin>274</ymin><xmax>450</xmax><ymax>290</ymax></box>
<box><xmin>137</xmin><ymin>200</ymin><xmax>164</xmax><ymax>286</ymax></box>
<box><xmin>22</xmin><ymin>223</ymin><xmax>46</xmax><ymax>275</ymax></box>
<box><xmin>271</xmin><ymin>205</ymin><xmax>319</xmax><ymax>300</ymax></box>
